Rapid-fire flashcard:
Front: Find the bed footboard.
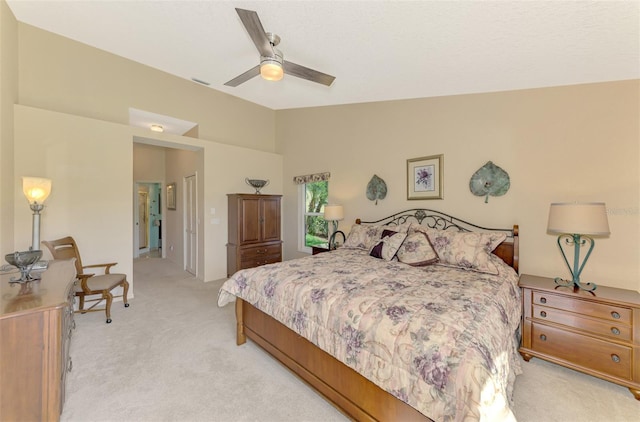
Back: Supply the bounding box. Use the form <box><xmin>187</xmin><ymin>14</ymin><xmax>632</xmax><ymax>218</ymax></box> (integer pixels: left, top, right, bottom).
<box><xmin>235</xmin><ymin>298</ymin><xmax>431</xmax><ymax>422</ymax></box>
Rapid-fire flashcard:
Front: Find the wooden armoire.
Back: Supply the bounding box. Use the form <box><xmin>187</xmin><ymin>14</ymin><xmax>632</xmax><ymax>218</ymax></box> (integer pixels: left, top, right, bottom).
<box><xmin>227</xmin><ymin>194</ymin><xmax>282</xmax><ymax>277</ymax></box>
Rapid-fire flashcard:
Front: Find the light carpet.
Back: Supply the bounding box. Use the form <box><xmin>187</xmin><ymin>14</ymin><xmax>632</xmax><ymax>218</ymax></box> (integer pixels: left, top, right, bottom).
<box><xmin>61</xmin><ymin>258</ymin><xmax>638</xmax><ymax>422</ymax></box>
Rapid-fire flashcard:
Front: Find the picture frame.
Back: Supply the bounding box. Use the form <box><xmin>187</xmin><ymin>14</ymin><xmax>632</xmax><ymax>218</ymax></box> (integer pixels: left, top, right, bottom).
<box><xmin>166</xmin><ymin>183</ymin><xmax>176</xmax><ymax>210</ymax></box>
<box><xmin>407</xmin><ymin>154</ymin><xmax>444</xmax><ymax>200</ymax></box>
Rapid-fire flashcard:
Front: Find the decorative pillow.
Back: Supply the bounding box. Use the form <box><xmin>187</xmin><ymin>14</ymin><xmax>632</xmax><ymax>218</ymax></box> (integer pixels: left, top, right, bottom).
<box><xmin>426</xmin><ymin>229</ymin><xmax>507</xmax><ymax>274</ymax></box>
<box><xmin>369</xmin><ymin>229</ymin><xmax>407</xmax><ymax>261</ymax></box>
<box><xmin>389</xmin><ymin>221</ymin><xmax>413</xmax><ymax>233</ymax></box>
<box><xmin>486</xmin><ymin>231</ymin><xmax>508</xmax><ymax>251</ymax></box>
<box><xmin>396</xmin><ymin>231</ymin><xmax>439</xmax><ymax>267</ymax></box>
<box><xmin>343</xmin><ymin>224</ymin><xmax>383</xmax><ymax>250</ymax></box>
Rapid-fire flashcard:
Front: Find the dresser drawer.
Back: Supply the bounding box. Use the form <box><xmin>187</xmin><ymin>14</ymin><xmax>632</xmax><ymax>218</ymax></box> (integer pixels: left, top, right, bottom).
<box><xmin>531</xmin><ymin>323</ymin><xmax>632</xmax><ymax>380</ymax></box>
<box><xmin>240</xmin><ymin>254</ymin><xmax>281</xmax><ymax>270</ymax></box>
<box><xmin>532</xmin><ymin>291</ymin><xmax>632</xmax><ymax>323</ymax></box>
<box><xmin>240</xmin><ymin>244</ymin><xmax>281</xmax><ymax>259</ymax></box>
<box><xmin>532</xmin><ymin>304</ymin><xmax>632</xmax><ymax>342</ymax></box>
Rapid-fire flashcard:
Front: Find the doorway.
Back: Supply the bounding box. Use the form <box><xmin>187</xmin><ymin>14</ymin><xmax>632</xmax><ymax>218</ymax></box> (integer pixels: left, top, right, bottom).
<box><xmin>132</xmin><ymin>140</ymin><xmax>203</xmax><ymax>274</ymax></box>
<box><xmin>134</xmin><ymin>182</ymin><xmax>162</xmax><ymax>258</ymax></box>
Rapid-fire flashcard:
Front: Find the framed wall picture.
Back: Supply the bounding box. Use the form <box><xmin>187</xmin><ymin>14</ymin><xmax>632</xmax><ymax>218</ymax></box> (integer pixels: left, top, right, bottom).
<box><xmin>407</xmin><ymin>154</ymin><xmax>444</xmax><ymax>200</ymax></box>
<box><xmin>167</xmin><ymin>183</ymin><xmax>176</xmax><ymax>210</ymax></box>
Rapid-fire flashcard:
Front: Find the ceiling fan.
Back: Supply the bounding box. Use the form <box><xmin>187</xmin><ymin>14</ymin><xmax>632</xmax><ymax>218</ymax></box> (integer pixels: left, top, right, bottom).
<box><xmin>224</xmin><ymin>8</ymin><xmax>335</xmax><ymax>87</ymax></box>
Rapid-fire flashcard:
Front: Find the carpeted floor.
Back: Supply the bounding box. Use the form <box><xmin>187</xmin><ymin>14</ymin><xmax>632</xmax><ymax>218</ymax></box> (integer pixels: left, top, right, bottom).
<box><xmin>60</xmin><ymin>258</ymin><xmax>638</xmax><ymax>422</ymax></box>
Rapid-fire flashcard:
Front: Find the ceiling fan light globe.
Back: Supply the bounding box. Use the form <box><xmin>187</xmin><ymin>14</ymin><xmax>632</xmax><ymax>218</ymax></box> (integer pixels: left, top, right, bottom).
<box><xmin>260</xmin><ymin>61</ymin><xmax>284</xmax><ymax>81</ymax></box>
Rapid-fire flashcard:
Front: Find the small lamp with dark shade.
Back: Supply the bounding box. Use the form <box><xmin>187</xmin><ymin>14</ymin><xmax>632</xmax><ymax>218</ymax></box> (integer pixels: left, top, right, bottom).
<box><xmin>547</xmin><ymin>202</ymin><xmax>610</xmax><ymax>291</ymax></box>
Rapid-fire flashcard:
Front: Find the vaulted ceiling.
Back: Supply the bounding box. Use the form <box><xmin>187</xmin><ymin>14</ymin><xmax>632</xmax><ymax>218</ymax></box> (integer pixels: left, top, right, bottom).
<box><xmin>7</xmin><ymin>1</ymin><xmax>639</xmax><ymax>110</ymax></box>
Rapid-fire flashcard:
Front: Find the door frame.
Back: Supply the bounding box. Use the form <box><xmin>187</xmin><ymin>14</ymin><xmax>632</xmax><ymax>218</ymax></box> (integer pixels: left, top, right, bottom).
<box><xmin>183</xmin><ymin>173</ymin><xmax>198</xmax><ymax>276</ymax></box>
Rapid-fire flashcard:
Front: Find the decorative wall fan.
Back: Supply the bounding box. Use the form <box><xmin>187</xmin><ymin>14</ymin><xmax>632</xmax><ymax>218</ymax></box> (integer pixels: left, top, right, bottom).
<box><xmin>224</xmin><ymin>8</ymin><xmax>336</xmax><ymax>87</ymax></box>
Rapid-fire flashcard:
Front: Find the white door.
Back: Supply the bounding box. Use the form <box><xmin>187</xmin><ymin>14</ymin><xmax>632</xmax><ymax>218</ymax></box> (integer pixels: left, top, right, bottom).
<box><xmin>184</xmin><ymin>174</ymin><xmax>197</xmax><ymax>275</ymax></box>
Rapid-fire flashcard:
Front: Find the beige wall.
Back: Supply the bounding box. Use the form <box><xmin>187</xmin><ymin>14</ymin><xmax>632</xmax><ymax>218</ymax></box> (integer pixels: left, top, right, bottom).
<box><xmin>276</xmin><ymin>80</ymin><xmax>640</xmax><ymax>292</ymax></box>
<box><xmin>14</xmin><ymin>105</ymin><xmax>134</xmax><ymax>299</ymax></box>
<box><xmin>133</xmin><ymin>143</ymin><xmax>166</xmax><ymax>181</ymax></box>
<box><xmin>0</xmin><ymin>1</ymin><xmax>17</xmax><ymax>255</ymax></box>
<box><xmin>17</xmin><ymin>22</ymin><xmax>276</xmax><ymax>153</ymax></box>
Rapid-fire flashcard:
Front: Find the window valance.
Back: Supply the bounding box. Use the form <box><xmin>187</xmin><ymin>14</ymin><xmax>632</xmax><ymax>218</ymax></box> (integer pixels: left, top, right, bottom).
<box><xmin>293</xmin><ymin>172</ymin><xmax>331</xmax><ymax>185</ymax></box>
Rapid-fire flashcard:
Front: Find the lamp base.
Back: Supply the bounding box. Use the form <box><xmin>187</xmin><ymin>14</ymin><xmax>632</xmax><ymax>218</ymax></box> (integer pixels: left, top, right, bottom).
<box><xmin>554</xmin><ymin>276</ymin><xmax>597</xmax><ymax>292</ymax></box>
<box><xmin>555</xmin><ymin>233</ymin><xmax>598</xmax><ymax>292</ymax></box>
<box><xmin>328</xmin><ymin>230</ymin><xmax>346</xmax><ymax>250</ymax></box>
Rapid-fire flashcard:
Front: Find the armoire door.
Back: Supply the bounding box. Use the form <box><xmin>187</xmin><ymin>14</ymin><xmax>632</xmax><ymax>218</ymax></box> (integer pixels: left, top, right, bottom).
<box><xmin>240</xmin><ymin>197</ymin><xmax>261</xmax><ymax>243</ymax></box>
<box><xmin>261</xmin><ymin>197</ymin><xmax>281</xmax><ymax>242</ymax></box>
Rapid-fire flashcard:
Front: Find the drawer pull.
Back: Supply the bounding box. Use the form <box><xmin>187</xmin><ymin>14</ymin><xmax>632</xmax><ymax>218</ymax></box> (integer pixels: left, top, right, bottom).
<box><xmin>539</xmin><ymin>311</ymin><xmax>547</xmax><ymax>318</ymax></box>
<box><xmin>611</xmin><ymin>354</ymin><xmax>620</xmax><ymax>363</ymax></box>
<box><xmin>611</xmin><ymin>327</ymin><xmax>620</xmax><ymax>335</ymax></box>
<box><xmin>611</xmin><ymin>311</ymin><xmax>621</xmax><ymax>319</ymax></box>
<box><xmin>539</xmin><ymin>334</ymin><xmax>547</xmax><ymax>341</ymax></box>
<box><xmin>540</xmin><ymin>297</ymin><xmax>547</xmax><ymax>304</ymax></box>
<box><xmin>68</xmin><ymin>357</ymin><xmax>73</xmax><ymax>372</ymax></box>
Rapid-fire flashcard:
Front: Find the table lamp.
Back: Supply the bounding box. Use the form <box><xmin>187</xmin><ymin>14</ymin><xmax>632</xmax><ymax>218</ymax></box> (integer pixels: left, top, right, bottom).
<box><xmin>324</xmin><ymin>205</ymin><xmax>344</xmax><ymax>250</ymax></box>
<box><xmin>23</xmin><ymin>177</ymin><xmax>52</xmax><ymax>251</ymax></box>
<box><xmin>547</xmin><ymin>202</ymin><xmax>610</xmax><ymax>291</ymax></box>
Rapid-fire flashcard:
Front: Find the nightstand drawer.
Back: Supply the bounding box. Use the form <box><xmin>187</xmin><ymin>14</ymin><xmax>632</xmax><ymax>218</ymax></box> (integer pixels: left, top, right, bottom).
<box><xmin>532</xmin><ymin>304</ymin><xmax>632</xmax><ymax>342</ymax></box>
<box><xmin>531</xmin><ymin>323</ymin><xmax>632</xmax><ymax>380</ymax></box>
<box><xmin>532</xmin><ymin>291</ymin><xmax>632</xmax><ymax>323</ymax></box>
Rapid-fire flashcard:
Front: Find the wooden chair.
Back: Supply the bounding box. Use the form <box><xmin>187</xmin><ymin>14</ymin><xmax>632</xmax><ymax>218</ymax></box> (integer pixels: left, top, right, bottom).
<box><xmin>42</xmin><ymin>236</ymin><xmax>129</xmax><ymax>323</ymax></box>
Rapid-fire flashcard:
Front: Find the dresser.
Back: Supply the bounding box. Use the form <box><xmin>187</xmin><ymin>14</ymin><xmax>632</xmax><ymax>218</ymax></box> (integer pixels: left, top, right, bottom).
<box><xmin>0</xmin><ymin>260</ymin><xmax>76</xmax><ymax>421</ymax></box>
<box><xmin>519</xmin><ymin>274</ymin><xmax>640</xmax><ymax>400</ymax></box>
<box><xmin>227</xmin><ymin>194</ymin><xmax>282</xmax><ymax>277</ymax></box>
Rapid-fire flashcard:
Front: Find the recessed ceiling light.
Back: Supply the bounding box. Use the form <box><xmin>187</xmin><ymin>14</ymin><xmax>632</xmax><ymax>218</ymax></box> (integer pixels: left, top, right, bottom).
<box><xmin>150</xmin><ymin>124</ymin><xmax>164</xmax><ymax>133</ymax></box>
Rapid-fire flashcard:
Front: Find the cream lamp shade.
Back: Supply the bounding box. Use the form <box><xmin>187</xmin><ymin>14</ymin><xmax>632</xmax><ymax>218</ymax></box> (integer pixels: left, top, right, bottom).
<box><xmin>22</xmin><ymin>177</ymin><xmax>52</xmax><ymax>205</ymax></box>
<box><xmin>547</xmin><ymin>202</ymin><xmax>610</xmax><ymax>236</ymax></box>
<box><xmin>323</xmin><ymin>205</ymin><xmax>344</xmax><ymax>222</ymax></box>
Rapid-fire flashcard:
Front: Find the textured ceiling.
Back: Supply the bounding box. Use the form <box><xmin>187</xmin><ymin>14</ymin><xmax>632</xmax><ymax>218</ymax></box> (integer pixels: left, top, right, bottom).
<box><xmin>7</xmin><ymin>1</ymin><xmax>639</xmax><ymax>110</ymax></box>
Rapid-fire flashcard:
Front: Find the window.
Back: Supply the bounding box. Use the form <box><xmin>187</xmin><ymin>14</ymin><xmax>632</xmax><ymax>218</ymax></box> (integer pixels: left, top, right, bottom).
<box><xmin>299</xmin><ymin>180</ymin><xmax>329</xmax><ymax>252</ymax></box>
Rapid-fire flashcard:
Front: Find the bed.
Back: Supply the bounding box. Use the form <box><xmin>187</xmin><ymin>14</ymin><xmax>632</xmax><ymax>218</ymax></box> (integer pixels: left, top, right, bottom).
<box><xmin>218</xmin><ymin>209</ymin><xmax>521</xmax><ymax>421</ymax></box>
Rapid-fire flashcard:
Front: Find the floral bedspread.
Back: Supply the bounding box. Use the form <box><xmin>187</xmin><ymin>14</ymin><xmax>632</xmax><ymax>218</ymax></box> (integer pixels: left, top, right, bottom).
<box><xmin>218</xmin><ymin>249</ymin><xmax>522</xmax><ymax>421</ymax></box>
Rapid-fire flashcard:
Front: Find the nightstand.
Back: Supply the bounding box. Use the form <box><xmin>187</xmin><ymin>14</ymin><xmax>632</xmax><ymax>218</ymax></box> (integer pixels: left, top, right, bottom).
<box><xmin>519</xmin><ymin>274</ymin><xmax>640</xmax><ymax>400</ymax></box>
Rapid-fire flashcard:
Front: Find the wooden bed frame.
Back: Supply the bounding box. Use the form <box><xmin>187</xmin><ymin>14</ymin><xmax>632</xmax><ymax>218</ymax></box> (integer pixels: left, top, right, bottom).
<box><xmin>234</xmin><ymin>209</ymin><xmax>519</xmax><ymax>421</ymax></box>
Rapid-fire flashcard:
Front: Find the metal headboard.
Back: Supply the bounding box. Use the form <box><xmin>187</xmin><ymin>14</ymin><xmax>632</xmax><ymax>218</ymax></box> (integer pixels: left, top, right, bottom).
<box><xmin>356</xmin><ymin>208</ymin><xmax>515</xmax><ymax>239</ymax></box>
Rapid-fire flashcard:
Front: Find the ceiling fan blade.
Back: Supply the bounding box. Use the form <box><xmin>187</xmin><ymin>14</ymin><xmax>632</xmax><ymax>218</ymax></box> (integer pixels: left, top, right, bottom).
<box><xmin>224</xmin><ymin>65</ymin><xmax>260</xmax><ymax>87</ymax></box>
<box><xmin>283</xmin><ymin>61</ymin><xmax>335</xmax><ymax>86</ymax></box>
<box><xmin>235</xmin><ymin>8</ymin><xmax>273</xmax><ymax>58</ymax></box>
